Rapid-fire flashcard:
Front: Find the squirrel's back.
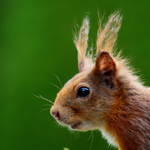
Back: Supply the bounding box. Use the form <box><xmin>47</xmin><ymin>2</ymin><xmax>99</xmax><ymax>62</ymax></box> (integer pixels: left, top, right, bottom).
<box><xmin>50</xmin><ymin>12</ymin><xmax>150</xmax><ymax>150</ymax></box>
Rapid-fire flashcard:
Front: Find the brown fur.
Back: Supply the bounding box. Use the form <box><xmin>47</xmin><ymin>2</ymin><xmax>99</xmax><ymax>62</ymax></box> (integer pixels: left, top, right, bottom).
<box><xmin>50</xmin><ymin>12</ymin><xmax>150</xmax><ymax>150</ymax></box>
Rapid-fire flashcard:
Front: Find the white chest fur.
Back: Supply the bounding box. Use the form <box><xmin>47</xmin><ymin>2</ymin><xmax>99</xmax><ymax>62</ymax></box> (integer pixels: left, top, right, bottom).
<box><xmin>100</xmin><ymin>127</ymin><xmax>117</xmax><ymax>147</ymax></box>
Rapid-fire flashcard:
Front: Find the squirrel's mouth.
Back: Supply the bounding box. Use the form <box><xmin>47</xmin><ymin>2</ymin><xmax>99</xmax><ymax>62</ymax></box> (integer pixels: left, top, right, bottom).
<box><xmin>70</xmin><ymin>122</ymin><xmax>82</xmax><ymax>130</ymax></box>
<box><xmin>55</xmin><ymin>118</ymin><xmax>82</xmax><ymax>130</ymax></box>
<box><xmin>50</xmin><ymin>108</ymin><xmax>83</xmax><ymax>130</ymax></box>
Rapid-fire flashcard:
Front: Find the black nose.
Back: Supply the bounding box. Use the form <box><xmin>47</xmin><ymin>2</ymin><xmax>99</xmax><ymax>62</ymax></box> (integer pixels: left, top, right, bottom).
<box><xmin>51</xmin><ymin>110</ymin><xmax>60</xmax><ymax>120</ymax></box>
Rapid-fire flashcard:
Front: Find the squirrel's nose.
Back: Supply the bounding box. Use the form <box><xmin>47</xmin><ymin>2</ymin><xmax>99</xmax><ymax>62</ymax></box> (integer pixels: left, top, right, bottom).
<box><xmin>50</xmin><ymin>107</ymin><xmax>60</xmax><ymax>120</ymax></box>
<box><xmin>51</xmin><ymin>111</ymin><xmax>60</xmax><ymax>120</ymax></box>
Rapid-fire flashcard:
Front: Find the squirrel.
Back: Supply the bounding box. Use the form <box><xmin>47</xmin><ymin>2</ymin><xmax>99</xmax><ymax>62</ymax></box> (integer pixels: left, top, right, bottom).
<box><xmin>50</xmin><ymin>12</ymin><xmax>150</xmax><ymax>150</ymax></box>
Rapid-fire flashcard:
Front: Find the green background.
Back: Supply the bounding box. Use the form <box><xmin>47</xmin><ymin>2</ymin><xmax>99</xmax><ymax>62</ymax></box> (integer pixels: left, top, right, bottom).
<box><xmin>1</xmin><ymin>1</ymin><xmax>150</xmax><ymax>150</ymax></box>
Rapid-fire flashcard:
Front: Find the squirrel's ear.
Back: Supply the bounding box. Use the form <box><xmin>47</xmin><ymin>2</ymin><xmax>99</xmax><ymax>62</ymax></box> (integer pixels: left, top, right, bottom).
<box><xmin>94</xmin><ymin>51</ymin><xmax>116</xmax><ymax>77</ymax></box>
<box><xmin>74</xmin><ymin>17</ymin><xmax>90</xmax><ymax>72</ymax></box>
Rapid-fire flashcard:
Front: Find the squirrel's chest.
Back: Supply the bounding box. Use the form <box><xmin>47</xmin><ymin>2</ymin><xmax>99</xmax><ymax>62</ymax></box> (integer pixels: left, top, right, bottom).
<box><xmin>100</xmin><ymin>127</ymin><xmax>118</xmax><ymax>148</ymax></box>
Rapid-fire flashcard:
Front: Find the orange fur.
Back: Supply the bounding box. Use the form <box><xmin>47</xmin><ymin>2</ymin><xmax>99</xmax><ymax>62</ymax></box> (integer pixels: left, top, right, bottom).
<box><xmin>50</xmin><ymin>12</ymin><xmax>150</xmax><ymax>150</ymax></box>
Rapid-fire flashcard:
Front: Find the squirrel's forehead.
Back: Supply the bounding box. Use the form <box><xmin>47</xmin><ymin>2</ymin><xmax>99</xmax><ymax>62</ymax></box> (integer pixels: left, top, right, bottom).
<box><xmin>65</xmin><ymin>69</ymin><xmax>92</xmax><ymax>85</ymax></box>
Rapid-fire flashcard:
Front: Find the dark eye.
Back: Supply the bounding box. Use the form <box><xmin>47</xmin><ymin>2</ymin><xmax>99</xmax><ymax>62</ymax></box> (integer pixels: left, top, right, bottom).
<box><xmin>77</xmin><ymin>87</ymin><xmax>90</xmax><ymax>98</ymax></box>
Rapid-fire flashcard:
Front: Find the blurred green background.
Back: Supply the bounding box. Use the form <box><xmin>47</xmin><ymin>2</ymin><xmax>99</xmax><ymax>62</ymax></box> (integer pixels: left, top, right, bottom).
<box><xmin>1</xmin><ymin>0</ymin><xmax>150</xmax><ymax>150</ymax></box>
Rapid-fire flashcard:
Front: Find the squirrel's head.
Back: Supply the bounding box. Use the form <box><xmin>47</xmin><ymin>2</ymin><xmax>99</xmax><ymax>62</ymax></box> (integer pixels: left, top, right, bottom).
<box><xmin>50</xmin><ymin>12</ymin><xmax>123</xmax><ymax>131</ymax></box>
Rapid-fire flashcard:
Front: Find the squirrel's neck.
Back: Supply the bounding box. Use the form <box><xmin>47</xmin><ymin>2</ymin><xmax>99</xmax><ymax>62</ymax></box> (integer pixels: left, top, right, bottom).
<box><xmin>102</xmin><ymin>76</ymin><xmax>150</xmax><ymax>150</ymax></box>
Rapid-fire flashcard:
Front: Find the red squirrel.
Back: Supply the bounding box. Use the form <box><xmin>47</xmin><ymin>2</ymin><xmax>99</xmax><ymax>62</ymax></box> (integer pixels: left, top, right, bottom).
<box><xmin>50</xmin><ymin>12</ymin><xmax>150</xmax><ymax>150</ymax></box>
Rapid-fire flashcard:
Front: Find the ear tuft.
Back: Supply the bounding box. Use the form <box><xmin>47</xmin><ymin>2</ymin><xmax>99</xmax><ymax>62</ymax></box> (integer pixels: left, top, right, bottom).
<box><xmin>94</xmin><ymin>51</ymin><xmax>116</xmax><ymax>77</ymax></box>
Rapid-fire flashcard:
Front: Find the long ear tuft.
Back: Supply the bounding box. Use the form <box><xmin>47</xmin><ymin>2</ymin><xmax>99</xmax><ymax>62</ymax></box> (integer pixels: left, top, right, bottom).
<box><xmin>96</xmin><ymin>12</ymin><xmax>122</xmax><ymax>55</ymax></box>
<box><xmin>74</xmin><ymin>17</ymin><xmax>90</xmax><ymax>72</ymax></box>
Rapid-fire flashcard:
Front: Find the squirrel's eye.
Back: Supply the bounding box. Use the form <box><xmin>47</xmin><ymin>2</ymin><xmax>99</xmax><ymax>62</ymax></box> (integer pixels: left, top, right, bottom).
<box><xmin>77</xmin><ymin>87</ymin><xmax>90</xmax><ymax>98</ymax></box>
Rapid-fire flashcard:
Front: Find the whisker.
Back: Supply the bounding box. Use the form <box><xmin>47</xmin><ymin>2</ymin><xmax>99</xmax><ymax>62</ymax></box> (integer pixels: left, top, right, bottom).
<box><xmin>32</xmin><ymin>93</ymin><xmax>54</xmax><ymax>104</ymax></box>
<box><xmin>38</xmin><ymin>108</ymin><xmax>50</xmax><ymax>113</ymax></box>
<box><xmin>50</xmin><ymin>82</ymin><xmax>61</xmax><ymax>90</ymax></box>
<box><xmin>43</xmin><ymin>104</ymin><xmax>52</xmax><ymax>107</ymax></box>
<box><xmin>51</xmin><ymin>71</ymin><xmax>62</xmax><ymax>88</ymax></box>
<box><xmin>69</xmin><ymin>130</ymin><xmax>80</xmax><ymax>139</ymax></box>
<box><xmin>74</xmin><ymin>131</ymin><xmax>80</xmax><ymax>139</ymax></box>
<box><xmin>88</xmin><ymin>131</ymin><xmax>94</xmax><ymax>150</ymax></box>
